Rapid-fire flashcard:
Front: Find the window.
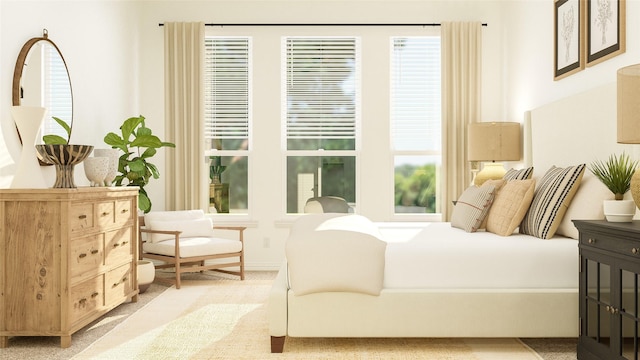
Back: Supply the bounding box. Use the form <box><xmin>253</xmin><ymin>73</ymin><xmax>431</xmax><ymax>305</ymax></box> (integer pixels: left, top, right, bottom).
<box><xmin>283</xmin><ymin>37</ymin><xmax>360</xmax><ymax>214</ymax></box>
<box><xmin>390</xmin><ymin>36</ymin><xmax>441</xmax><ymax>215</ymax></box>
<box><xmin>43</xmin><ymin>45</ymin><xmax>72</xmax><ymax>139</ymax></box>
<box><xmin>204</xmin><ymin>36</ymin><xmax>251</xmax><ymax>214</ymax></box>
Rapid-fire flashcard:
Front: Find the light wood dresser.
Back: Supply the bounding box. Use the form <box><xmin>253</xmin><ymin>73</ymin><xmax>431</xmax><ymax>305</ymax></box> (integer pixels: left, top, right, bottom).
<box><xmin>0</xmin><ymin>187</ymin><xmax>139</xmax><ymax>348</ymax></box>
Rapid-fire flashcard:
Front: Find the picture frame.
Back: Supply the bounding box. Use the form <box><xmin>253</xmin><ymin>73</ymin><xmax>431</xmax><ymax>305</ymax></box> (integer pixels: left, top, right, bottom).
<box><xmin>586</xmin><ymin>0</ymin><xmax>625</xmax><ymax>66</ymax></box>
<box><xmin>554</xmin><ymin>0</ymin><xmax>585</xmax><ymax>80</ymax></box>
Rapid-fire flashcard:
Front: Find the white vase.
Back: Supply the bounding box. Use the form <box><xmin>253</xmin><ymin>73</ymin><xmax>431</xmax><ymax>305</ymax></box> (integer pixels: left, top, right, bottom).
<box><xmin>10</xmin><ymin>106</ymin><xmax>47</xmax><ymax>189</ymax></box>
<box><xmin>137</xmin><ymin>260</ymin><xmax>156</xmax><ymax>294</ymax></box>
<box><xmin>603</xmin><ymin>199</ymin><xmax>636</xmax><ymax>222</ymax></box>
<box><xmin>93</xmin><ymin>148</ymin><xmax>119</xmax><ymax>186</ymax></box>
<box><xmin>84</xmin><ymin>156</ymin><xmax>110</xmax><ymax>187</ymax></box>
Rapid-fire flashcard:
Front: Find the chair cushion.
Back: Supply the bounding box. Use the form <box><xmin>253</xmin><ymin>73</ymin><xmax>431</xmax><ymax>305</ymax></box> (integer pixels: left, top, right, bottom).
<box><xmin>143</xmin><ymin>236</ymin><xmax>242</xmax><ymax>258</ymax></box>
<box><xmin>144</xmin><ymin>209</ymin><xmax>205</xmax><ymax>223</ymax></box>
<box><xmin>147</xmin><ymin>218</ymin><xmax>215</xmax><ymax>243</ymax></box>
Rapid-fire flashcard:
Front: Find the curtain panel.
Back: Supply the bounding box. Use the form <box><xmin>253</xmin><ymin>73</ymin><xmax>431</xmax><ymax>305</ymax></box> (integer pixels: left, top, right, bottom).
<box><xmin>440</xmin><ymin>22</ymin><xmax>482</xmax><ymax>221</ymax></box>
<box><xmin>164</xmin><ymin>22</ymin><xmax>205</xmax><ymax>211</ymax></box>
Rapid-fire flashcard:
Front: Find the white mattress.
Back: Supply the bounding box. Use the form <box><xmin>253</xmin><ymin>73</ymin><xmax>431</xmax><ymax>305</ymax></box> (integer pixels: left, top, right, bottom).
<box><xmin>380</xmin><ymin>222</ymin><xmax>578</xmax><ymax>289</ymax></box>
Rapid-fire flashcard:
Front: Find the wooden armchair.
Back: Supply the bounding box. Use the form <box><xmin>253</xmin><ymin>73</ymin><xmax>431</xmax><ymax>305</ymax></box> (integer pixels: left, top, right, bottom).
<box><xmin>138</xmin><ymin>210</ymin><xmax>245</xmax><ymax>289</ymax></box>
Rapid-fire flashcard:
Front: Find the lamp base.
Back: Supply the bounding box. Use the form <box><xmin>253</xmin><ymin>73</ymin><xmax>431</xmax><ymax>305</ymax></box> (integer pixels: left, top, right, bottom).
<box><xmin>630</xmin><ymin>168</ymin><xmax>640</xmax><ymax>211</ymax></box>
<box><xmin>474</xmin><ymin>162</ymin><xmax>506</xmax><ymax>186</ymax></box>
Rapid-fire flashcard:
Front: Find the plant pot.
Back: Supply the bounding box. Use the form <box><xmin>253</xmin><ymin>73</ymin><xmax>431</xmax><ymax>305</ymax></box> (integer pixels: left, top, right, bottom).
<box><xmin>603</xmin><ymin>199</ymin><xmax>636</xmax><ymax>222</ymax></box>
<box><xmin>137</xmin><ymin>260</ymin><xmax>156</xmax><ymax>294</ymax></box>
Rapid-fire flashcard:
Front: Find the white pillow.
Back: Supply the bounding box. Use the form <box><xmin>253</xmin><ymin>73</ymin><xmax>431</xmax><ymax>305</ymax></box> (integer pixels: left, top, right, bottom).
<box><xmin>451</xmin><ymin>184</ymin><xmax>496</xmax><ymax>233</ymax></box>
<box><xmin>147</xmin><ymin>218</ymin><xmax>215</xmax><ymax>243</ymax></box>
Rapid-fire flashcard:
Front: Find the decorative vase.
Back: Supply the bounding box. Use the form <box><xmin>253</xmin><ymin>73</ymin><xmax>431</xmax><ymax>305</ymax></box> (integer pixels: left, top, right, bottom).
<box><xmin>35</xmin><ymin>144</ymin><xmax>94</xmax><ymax>188</ymax></box>
<box><xmin>93</xmin><ymin>148</ymin><xmax>119</xmax><ymax>186</ymax></box>
<box><xmin>137</xmin><ymin>260</ymin><xmax>156</xmax><ymax>294</ymax></box>
<box><xmin>84</xmin><ymin>156</ymin><xmax>110</xmax><ymax>187</ymax></box>
<box><xmin>10</xmin><ymin>106</ymin><xmax>47</xmax><ymax>189</ymax></box>
<box><xmin>603</xmin><ymin>199</ymin><xmax>636</xmax><ymax>222</ymax></box>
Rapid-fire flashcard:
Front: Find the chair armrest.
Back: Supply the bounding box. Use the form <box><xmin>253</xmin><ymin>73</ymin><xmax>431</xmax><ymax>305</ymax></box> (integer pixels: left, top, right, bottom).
<box><xmin>139</xmin><ymin>228</ymin><xmax>183</xmax><ymax>258</ymax></box>
<box><xmin>213</xmin><ymin>226</ymin><xmax>246</xmax><ymax>243</ymax></box>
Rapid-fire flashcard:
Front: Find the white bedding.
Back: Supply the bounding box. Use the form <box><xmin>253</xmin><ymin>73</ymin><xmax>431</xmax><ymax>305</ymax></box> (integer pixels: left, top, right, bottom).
<box><xmin>381</xmin><ymin>222</ymin><xmax>578</xmax><ymax>289</ymax></box>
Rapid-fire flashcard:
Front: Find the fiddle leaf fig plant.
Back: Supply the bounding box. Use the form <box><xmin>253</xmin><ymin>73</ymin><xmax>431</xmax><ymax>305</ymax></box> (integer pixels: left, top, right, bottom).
<box><xmin>42</xmin><ymin>116</ymin><xmax>71</xmax><ymax>145</ymax></box>
<box><xmin>104</xmin><ymin>115</ymin><xmax>175</xmax><ymax>213</ymax></box>
<box><xmin>589</xmin><ymin>152</ymin><xmax>638</xmax><ymax>200</ymax></box>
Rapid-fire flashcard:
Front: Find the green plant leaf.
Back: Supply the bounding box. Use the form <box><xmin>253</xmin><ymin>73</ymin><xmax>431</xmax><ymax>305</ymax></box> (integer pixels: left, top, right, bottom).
<box><xmin>42</xmin><ymin>134</ymin><xmax>68</xmax><ymax>145</ymax></box>
<box><xmin>589</xmin><ymin>152</ymin><xmax>638</xmax><ymax>199</ymax></box>
<box><xmin>120</xmin><ymin>116</ymin><xmax>145</xmax><ymax>142</ymax></box>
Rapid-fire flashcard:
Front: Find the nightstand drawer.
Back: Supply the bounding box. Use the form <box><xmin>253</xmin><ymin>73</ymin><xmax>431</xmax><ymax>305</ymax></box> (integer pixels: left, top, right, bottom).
<box><xmin>580</xmin><ymin>231</ymin><xmax>640</xmax><ymax>258</ymax></box>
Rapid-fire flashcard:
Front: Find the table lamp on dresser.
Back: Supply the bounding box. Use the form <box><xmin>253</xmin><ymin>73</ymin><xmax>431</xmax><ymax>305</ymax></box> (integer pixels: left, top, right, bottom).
<box><xmin>617</xmin><ymin>63</ymin><xmax>640</xmax><ymax>210</ymax></box>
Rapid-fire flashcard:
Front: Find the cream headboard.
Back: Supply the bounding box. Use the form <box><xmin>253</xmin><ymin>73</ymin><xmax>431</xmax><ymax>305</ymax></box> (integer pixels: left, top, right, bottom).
<box><xmin>525</xmin><ymin>82</ymin><xmax>632</xmax><ymax>176</ymax></box>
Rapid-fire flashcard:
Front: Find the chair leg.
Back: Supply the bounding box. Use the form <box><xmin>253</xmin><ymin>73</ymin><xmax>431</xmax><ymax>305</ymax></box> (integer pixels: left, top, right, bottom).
<box><xmin>175</xmin><ymin>262</ymin><xmax>181</xmax><ymax>289</ymax></box>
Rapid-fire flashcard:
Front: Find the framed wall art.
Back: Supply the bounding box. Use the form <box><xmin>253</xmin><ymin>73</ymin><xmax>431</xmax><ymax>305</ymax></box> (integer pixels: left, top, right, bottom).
<box><xmin>586</xmin><ymin>0</ymin><xmax>625</xmax><ymax>66</ymax></box>
<box><xmin>554</xmin><ymin>0</ymin><xmax>585</xmax><ymax>80</ymax></box>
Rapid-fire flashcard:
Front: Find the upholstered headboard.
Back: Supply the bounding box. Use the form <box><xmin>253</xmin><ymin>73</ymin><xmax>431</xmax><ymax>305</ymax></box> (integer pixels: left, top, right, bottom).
<box><xmin>525</xmin><ymin>82</ymin><xmax>632</xmax><ymax>173</ymax></box>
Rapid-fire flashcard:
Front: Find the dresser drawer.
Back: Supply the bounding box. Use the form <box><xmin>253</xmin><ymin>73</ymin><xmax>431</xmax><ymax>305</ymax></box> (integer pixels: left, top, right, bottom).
<box><xmin>70</xmin><ymin>203</ymin><xmax>94</xmax><ymax>232</ymax></box>
<box><xmin>70</xmin><ymin>234</ymin><xmax>104</xmax><ymax>282</ymax></box>
<box><xmin>105</xmin><ymin>263</ymin><xmax>134</xmax><ymax>306</ymax></box>
<box><xmin>105</xmin><ymin>227</ymin><xmax>133</xmax><ymax>267</ymax></box>
<box><xmin>69</xmin><ymin>275</ymin><xmax>104</xmax><ymax>325</ymax></box>
<box><xmin>581</xmin><ymin>230</ymin><xmax>640</xmax><ymax>258</ymax></box>
<box><xmin>115</xmin><ymin>199</ymin><xmax>134</xmax><ymax>225</ymax></box>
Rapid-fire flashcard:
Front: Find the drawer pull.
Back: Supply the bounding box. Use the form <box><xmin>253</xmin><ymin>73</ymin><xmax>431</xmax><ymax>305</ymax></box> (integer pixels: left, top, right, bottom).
<box><xmin>91</xmin><ymin>249</ymin><xmax>99</xmax><ymax>255</ymax></box>
<box><xmin>78</xmin><ymin>214</ymin><xmax>87</xmax><ymax>220</ymax></box>
<box><xmin>633</xmin><ymin>248</ymin><xmax>640</xmax><ymax>255</ymax></box>
<box><xmin>113</xmin><ymin>243</ymin><xmax>120</xmax><ymax>248</ymax></box>
<box><xmin>102</xmin><ymin>212</ymin><xmax>110</xmax><ymax>217</ymax></box>
<box><xmin>91</xmin><ymin>292</ymin><xmax>99</xmax><ymax>298</ymax></box>
<box><xmin>121</xmin><ymin>209</ymin><xmax>129</xmax><ymax>213</ymax></box>
<box><xmin>79</xmin><ymin>298</ymin><xmax>87</xmax><ymax>305</ymax></box>
<box><xmin>121</xmin><ymin>241</ymin><xmax>129</xmax><ymax>245</ymax></box>
<box><xmin>113</xmin><ymin>277</ymin><xmax>128</xmax><ymax>287</ymax></box>
<box><xmin>79</xmin><ymin>253</ymin><xmax>87</xmax><ymax>258</ymax></box>
<box><xmin>588</xmin><ymin>238</ymin><xmax>595</xmax><ymax>244</ymax></box>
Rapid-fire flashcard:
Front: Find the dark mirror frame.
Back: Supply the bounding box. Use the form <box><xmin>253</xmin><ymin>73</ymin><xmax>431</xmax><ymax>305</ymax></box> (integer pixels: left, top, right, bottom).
<box><xmin>12</xmin><ymin>29</ymin><xmax>73</xmax><ymax>165</ymax></box>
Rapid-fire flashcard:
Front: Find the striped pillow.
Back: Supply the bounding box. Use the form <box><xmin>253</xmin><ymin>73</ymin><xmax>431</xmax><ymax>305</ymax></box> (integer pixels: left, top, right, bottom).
<box><xmin>451</xmin><ymin>184</ymin><xmax>496</xmax><ymax>232</ymax></box>
<box><xmin>519</xmin><ymin>164</ymin><xmax>586</xmax><ymax>239</ymax></box>
<box><xmin>503</xmin><ymin>167</ymin><xmax>534</xmax><ymax>180</ymax></box>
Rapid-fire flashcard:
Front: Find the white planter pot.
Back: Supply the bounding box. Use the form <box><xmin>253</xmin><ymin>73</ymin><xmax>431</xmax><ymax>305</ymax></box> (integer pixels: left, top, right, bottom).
<box><xmin>603</xmin><ymin>199</ymin><xmax>636</xmax><ymax>222</ymax></box>
<box><xmin>137</xmin><ymin>260</ymin><xmax>156</xmax><ymax>294</ymax></box>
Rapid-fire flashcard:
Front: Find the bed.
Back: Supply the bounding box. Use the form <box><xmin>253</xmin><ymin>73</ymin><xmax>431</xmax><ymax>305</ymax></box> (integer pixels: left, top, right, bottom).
<box><xmin>268</xmin><ymin>83</ymin><xmax>629</xmax><ymax>353</ymax></box>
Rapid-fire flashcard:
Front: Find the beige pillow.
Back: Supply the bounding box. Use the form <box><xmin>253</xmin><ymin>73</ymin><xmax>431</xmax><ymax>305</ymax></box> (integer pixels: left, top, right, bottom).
<box><xmin>486</xmin><ymin>179</ymin><xmax>536</xmax><ymax>236</ymax></box>
<box><xmin>451</xmin><ymin>184</ymin><xmax>496</xmax><ymax>232</ymax></box>
<box><xmin>478</xmin><ymin>179</ymin><xmax>506</xmax><ymax>229</ymax></box>
<box><xmin>520</xmin><ymin>164</ymin><xmax>586</xmax><ymax>239</ymax></box>
<box><xmin>555</xmin><ymin>171</ymin><xmax>613</xmax><ymax>239</ymax></box>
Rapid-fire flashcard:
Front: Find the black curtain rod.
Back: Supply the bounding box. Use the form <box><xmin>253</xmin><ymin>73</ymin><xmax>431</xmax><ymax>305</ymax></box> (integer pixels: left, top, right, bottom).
<box><xmin>159</xmin><ymin>23</ymin><xmax>487</xmax><ymax>27</ymax></box>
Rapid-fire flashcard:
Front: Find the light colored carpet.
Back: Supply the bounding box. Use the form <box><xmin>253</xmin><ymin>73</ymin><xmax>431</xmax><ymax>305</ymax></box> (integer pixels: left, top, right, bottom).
<box><xmin>71</xmin><ymin>275</ymin><xmax>543</xmax><ymax>360</ymax></box>
<box><xmin>1</xmin><ymin>271</ymin><xmax>576</xmax><ymax>359</ymax></box>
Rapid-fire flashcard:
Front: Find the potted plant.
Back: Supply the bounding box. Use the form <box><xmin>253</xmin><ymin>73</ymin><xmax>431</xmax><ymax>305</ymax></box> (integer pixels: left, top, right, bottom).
<box><xmin>104</xmin><ymin>115</ymin><xmax>175</xmax><ymax>213</ymax></box>
<box><xmin>589</xmin><ymin>152</ymin><xmax>638</xmax><ymax>222</ymax></box>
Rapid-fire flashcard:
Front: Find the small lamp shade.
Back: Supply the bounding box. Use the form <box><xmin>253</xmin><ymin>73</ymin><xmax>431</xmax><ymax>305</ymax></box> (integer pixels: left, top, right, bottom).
<box><xmin>617</xmin><ymin>64</ymin><xmax>640</xmax><ymax>144</ymax></box>
<box><xmin>467</xmin><ymin>122</ymin><xmax>521</xmax><ymax>186</ymax></box>
<box><xmin>467</xmin><ymin>122</ymin><xmax>521</xmax><ymax>161</ymax></box>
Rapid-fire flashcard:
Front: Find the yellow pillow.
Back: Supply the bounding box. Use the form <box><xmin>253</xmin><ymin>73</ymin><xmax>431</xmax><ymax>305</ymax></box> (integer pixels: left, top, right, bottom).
<box><xmin>486</xmin><ymin>179</ymin><xmax>536</xmax><ymax>236</ymax></box>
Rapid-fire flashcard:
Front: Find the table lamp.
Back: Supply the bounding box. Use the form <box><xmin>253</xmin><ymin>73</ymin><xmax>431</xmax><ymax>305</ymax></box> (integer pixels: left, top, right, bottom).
<box><xmin>467</xmin><ymin>122</ymin><xmax>521</xmax><ymax>186</ymax></box>
<box><xmin>617</xmin><ymin>63</ymin><xmax>640</xmax><ymax>209</ymax></box>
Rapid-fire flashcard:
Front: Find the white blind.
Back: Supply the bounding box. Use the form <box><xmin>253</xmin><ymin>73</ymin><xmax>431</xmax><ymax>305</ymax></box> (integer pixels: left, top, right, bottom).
<box><xmin>285</xmin><ymin>37</ymin><xmax>358</xmax><ymax>142</ymax></box>
<box><xmin>204</xmin><ymin>37</ymin><xmax>250</xmax><ymax>145</ymax></box>
<box><xmin>391</xmin><ymin>37</ymin><xmax>441</xmax><ymax>152</ymax></box>
<box><xmin>44</xmin><ymin>46</ymin><xmax>72</xmax><ymax>137</ymax></box>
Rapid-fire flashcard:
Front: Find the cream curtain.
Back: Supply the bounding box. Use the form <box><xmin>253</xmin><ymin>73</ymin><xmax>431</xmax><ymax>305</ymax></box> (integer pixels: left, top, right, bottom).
<box><xmin>164</xmin><ymin>22</ymin><xmax>205</xmax><ymax>211</ymax></box>
<box><xmin>440</xmin><ymin>22</ymin><xmax>482</xmax><ymax>221</ymax></box>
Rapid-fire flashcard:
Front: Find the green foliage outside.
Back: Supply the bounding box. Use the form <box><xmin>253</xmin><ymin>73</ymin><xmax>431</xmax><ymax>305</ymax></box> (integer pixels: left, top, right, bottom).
<box><xmin>394</xmin><ymin>163</ymin><xmax>437</xmax><ymax>213</ymax></box>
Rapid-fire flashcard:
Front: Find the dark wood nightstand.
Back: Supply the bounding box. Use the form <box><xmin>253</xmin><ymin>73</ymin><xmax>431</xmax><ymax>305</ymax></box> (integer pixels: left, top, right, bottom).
<box><xmin>573</xmin><ymin>220</ymin><xmax>640</xmax><ymax>360</ymax></box>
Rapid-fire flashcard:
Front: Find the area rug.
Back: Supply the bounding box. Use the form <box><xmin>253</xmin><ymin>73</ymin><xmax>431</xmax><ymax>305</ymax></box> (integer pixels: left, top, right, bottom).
<box><xmin>72</xmin><ymin>278</ymin><xmax>543</xmax><ymax>360</ymax></box>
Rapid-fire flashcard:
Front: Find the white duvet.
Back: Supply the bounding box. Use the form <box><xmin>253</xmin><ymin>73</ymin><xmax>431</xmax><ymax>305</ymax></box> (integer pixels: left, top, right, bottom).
<box><xmin>380</xmin><ymin>222</ymin><xmax>578</xmax><ymax>289</ymax></box>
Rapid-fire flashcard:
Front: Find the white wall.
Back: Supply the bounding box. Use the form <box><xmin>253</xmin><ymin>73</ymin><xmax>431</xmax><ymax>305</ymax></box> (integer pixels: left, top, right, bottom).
<box><xmin>503</xmin><ymin>0</ymin><xmax>640</xmax><ymax>122</ymax></box>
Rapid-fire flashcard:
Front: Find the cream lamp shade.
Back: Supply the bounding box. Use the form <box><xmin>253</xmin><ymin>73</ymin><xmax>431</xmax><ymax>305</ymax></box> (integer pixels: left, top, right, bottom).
<box><xmin>467</xmin><ymin>122</ymin><xmax>521</xmax><ymax>186</ymax></box>
<box><xmin>617</xmin><ymin>63</ymin><xmax>640</xmax><ymax>209</ymax></box>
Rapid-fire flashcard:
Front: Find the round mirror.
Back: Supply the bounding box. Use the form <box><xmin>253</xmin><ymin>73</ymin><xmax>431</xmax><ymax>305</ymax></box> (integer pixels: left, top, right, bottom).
<box><xmin>12</xmin><ymin>29</ymin><xmax>73</xmax><ymax>159</ymax></box>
